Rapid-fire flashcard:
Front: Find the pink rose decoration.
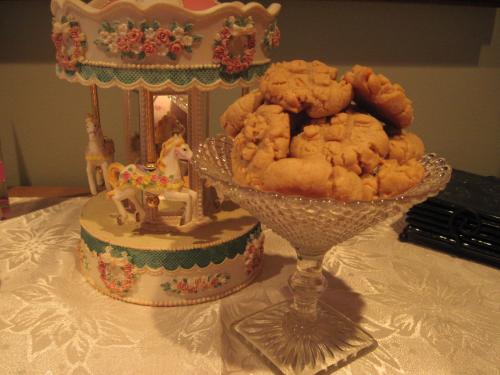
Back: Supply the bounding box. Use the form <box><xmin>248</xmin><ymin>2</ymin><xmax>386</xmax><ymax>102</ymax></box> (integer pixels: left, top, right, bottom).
<box><xmin>52</xmin><ymin>19</ymin><xmax>86</xmax><ymax>73</ymax></box>
<box><xmin>122</xmin><ymin>171</ymin><xmax>131</xmax><ymax>181</ymax></box>
<box><xmin>213</xmin><ymin>18</ymin><xmax>255</xmax><ymax>74</ymax></box>
<box><xmin>142</xmin><ymin>40</ymin><xmax>157</xmax><ymax>56</ymax></box>
<box><xmin>155</xmin><ymin>28</ymin><xmax>172</xmax><ymax>45</ymax></box>
<box><xmin>56</xmin><ymin>55</ymin><xmax>64</xmax><ymax>67</ymax></box>
<box><xmin>272</xmin><ymin>28</ymin><xmax>281</xmax><ymax>45</ymax></box>
<box><xmin>220</xmin><ymin>27</ymin><xmax>231</xmax><ymax>39</ymax></box>
<box><xmin>70</xmin><ymin>28</ymin><xmax>80</xmax><ymax>40</ymax></box>
<box><xmin>51</xmin><ymin>33</ymin><xmax>63</xmax><ymax>47</ymax></box>
<box><xmin>231</xmin><ymin>60</ymin><xmax>241</xmax><ymax>71</ymax></box>
<box><xmin>220</xmin><ymin>37</ymin><xmax>230</xmax><ymax>48</ymax></box>
<box><xmin>160</xmin><ymin>176</ymin><xmax>168</xmax><ymax>185</ymax></box>
<box><xmin>151</xmin><ymin>174</ymin><xmax>158</xmax><ymax>182</ymax></box>
<box><xmin>214</xmin><ymin>45</ymin><xmax>225</xmax><ymax>56</ymax></box>
<box><xmin>126</xmin><ymin>28</ymin><xmax>144</xmax><ymax>44</ymax></box>
<box><xmin>169</xmin><ymin>41</ymin><xmax>182</xmax><ymax>54</ymax></box>
<box><xmin>236</xmin><ymin>62</ymin><xmax>245</xmax><ymax>72</ymax></box>
<box><xmin>247</xmin><ymin>37</ymin><xmax>256</xmax><ymax>49</ymax></box>
<box><xmin>243</xmin><ymin>51</ymin><xmax>254</xmax><ymax>65</ymax></box>
<box><xmin>116</xmin><ymin>36</ymin><xmax>130</xmax><ymax>52</ymax></box>
<box><xmin>61</xmin><ymin>56</ymin><xmax>76</xmax><ymax>71</ymax></box>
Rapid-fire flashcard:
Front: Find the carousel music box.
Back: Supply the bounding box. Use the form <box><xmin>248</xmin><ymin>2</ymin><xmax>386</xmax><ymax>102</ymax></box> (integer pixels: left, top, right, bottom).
<box><xmin>50</xmin><ymin>0</ymin><xmax>281</xmax><ymax>306</ymax></box>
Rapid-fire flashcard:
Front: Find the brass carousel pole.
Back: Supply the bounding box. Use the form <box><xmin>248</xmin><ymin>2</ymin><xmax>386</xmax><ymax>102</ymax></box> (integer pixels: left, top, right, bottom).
<box><xmin>139</xmin><ymin>89</ymin><xmax>160</xmax><ymax>224</ymax></box>
<box><xmin>188</xmin><ymin>88</ymin><xmax>210</xmax><ymax>218</ymax></box>
<box><xmin>90</xmin><ymin>84</ymin><xmax>101</xmax><ymax>126</ymax></box>
<box><xmin>123</xmin><ymin>91</ymin><xmax>133</xmax><ymax>163</ymax></box>
<box><xmin>89</xmin><ymin>84</ymin><xmax>106</xmax><ymax>193</ymax></box>
<box><xmin>144</xmin><ymin>90</ymin><xmax>156</xmax><ymax>170</ymax></box>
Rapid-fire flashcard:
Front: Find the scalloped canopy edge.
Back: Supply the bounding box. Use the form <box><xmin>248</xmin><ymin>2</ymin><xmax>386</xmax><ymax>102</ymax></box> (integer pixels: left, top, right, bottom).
<box><xmin>55</xmin><ymin>62</ymin><xmax>269</xmax><ymax>92</ymax></box>
<box><xmin>51</xmin><ymin>0</ymin><xmax>281</xmax><ymax>19</ymax></box>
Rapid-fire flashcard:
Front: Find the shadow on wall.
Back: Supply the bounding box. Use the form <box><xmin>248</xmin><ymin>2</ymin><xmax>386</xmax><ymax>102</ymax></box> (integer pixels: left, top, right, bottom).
<box><xmin>234</xmin><ymin>0</ymin><xmax>498</xmax><ymax>67</ymax></box>
<box><xmin>12</xmin><ymin>124</ymin><xmax>31</xmax><ymax>186</ymax></box>
<box><xmin>275</xmin><ymin>1</ymin><xmax>496</xmax><ymax>66</ymax></box>
<box><xmin>0</xmin><ymin>0</ymin><xmax>496</xmax><ymax>65</ymax></box>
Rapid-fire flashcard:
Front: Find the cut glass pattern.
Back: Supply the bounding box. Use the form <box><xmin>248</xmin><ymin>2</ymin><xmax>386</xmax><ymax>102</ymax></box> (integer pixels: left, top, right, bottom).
<box><xmin>193</xmin><ymin>135</ymin><xmax>451</xmax><ymax>374</ymax></box>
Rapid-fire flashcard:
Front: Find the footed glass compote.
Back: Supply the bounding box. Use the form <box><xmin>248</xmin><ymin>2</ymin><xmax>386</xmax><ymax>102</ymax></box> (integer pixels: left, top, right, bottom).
<box><xmin>193</xmin><ymin>135</ymin><xmax>451</xmax><ymax>374</ymax></box>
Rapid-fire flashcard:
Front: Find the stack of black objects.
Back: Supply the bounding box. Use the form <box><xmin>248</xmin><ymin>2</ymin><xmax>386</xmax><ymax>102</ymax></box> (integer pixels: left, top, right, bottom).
<box><xmin>400</xmin><ymin>169</ymin><xmax>500</xmax><ymax>267</ymax></box>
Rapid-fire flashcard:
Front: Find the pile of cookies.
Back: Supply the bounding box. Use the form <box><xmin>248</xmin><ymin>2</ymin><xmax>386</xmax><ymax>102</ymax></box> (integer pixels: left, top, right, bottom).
<box><xmin>220</xmin><ymin>60</ymin><xmax>425</xmax><ymax>201</ymax></box>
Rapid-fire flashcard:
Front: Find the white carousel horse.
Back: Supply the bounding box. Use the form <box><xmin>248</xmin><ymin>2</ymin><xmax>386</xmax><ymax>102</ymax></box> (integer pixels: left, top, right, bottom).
<box><xmin>107</xmin><ymin>134</ymin><xmax>198</xmax><ymax>226</ymax></box>
<box><xmin>85</xmin><ymin>114</ymin><xmax>114</xmax><ymax>195</ymax></box>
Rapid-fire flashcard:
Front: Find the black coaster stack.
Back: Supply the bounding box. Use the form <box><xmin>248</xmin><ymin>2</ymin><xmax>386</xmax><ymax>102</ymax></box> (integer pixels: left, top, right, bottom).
<box><xmin>400</xmin><ymin>169</ymin><xmax>500</xmax><ymax>267</ymax></box>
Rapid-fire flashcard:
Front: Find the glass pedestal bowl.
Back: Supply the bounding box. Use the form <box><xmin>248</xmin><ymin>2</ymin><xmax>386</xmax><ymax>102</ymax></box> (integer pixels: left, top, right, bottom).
<box><xmin>193</xmin><ymin>135</ymin><xmax>451</xmax><ymax>374</ymax></box>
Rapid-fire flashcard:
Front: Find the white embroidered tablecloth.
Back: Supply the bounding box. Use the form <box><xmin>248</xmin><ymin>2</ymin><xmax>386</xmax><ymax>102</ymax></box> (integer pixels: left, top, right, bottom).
<box><xmin>0</xmin><ymin>197</ymin><xmax>499</xmax><ymax>375</ymax></box>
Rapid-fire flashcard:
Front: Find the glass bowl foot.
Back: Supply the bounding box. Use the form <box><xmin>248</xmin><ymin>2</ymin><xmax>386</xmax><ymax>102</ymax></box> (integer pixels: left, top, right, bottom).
<box><xmin>233</xmin><ymin>301</ymin><xmax>377</xmax><ymax>374</ymax></box>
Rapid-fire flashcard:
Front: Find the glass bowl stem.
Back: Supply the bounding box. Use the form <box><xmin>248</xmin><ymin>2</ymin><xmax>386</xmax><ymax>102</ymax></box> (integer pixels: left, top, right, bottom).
<box><xmin>289</xmin><ymin>251</ymin><xmax>327</xmax><ymax>321</ymax></box>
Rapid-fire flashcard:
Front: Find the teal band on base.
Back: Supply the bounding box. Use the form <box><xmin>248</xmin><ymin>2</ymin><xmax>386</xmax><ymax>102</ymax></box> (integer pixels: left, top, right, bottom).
<box><xmin>81</xmin><ymin>224</ymin><xmax>262</xmax><ymax>271</ymax></box>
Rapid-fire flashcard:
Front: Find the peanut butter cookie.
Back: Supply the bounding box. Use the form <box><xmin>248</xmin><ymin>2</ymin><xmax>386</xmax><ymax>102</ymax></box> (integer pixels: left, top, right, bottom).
<box><xmin>377</xmin><ymin>159</ymin><xmax>425</xmax><ymax>198</ymax></box>
<box><xmin>260</xmin><ymin>60</ymin><xmax>353</xmax><ymax>118</ymax></box>
<box><xmin>290</xmin><ymin>112</ymin><xmax>390</xmax><ymax>175</ymax></box>
<box><xmin>231</xmin><ymin>104</ymin><xmax>290</xmax><ymax>188</ymax></box>
<box><xmin>219</xmin><ymin>90</ymin><xmax>264</xmax><ymax>137</ymax></box>
<box><xmin>343</xmin><ymin>65</ymin><xmax>414</xmax><ymax>128</ymax></box>
<box><xmin>388</xmin><ymin>132</ymin><xmax>425</xmax><ymax>164</ymax></box>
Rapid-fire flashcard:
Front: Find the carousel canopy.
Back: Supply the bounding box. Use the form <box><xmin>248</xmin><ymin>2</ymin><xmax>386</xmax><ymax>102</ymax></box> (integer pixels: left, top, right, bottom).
<box><xmin>51</xmin><ymin>0</ymin><xmax>281</xmax><ymax>92</ymax></box>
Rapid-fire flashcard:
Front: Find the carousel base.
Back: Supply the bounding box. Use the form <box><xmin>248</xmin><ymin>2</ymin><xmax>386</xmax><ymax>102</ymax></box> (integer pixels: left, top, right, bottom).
<box><xmin>79</xmin><ymin>192</ymin><xmax>264</xmax><ymax>306</ymax></box>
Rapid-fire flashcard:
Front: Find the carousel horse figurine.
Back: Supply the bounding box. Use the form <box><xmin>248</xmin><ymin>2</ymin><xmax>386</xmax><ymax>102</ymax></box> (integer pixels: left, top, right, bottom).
<box><xmin>85</xmin><ymin>114</ymin><xmax>114</xmax><ymax>195</ymax></box>
<box><xmin>107</xmin><ymin>134</ymin><xmax>198</xmax><ymax>226</ymax></box>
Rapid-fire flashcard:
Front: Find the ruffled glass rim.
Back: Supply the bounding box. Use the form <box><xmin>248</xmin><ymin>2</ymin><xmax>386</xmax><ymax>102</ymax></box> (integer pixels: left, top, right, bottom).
<box><xmin>192</xmin><ymin>134</ymin><xmax>452</xmax><ymax>208</ymax></box>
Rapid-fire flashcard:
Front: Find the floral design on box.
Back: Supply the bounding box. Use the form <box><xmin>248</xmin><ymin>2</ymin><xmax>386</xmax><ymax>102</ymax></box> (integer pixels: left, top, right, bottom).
<box><xmin>263</xmin><ymin>21</ymin><xmax>280</xmax><ymax>52</ymax></box>
<box><xmin>51</xmin><ymin>15</ymin><xmax>87</xmax><ymax>74</ymax></box>
<box><xmin>243</xmin><ymin>232</ymin><xmax>265</xmax><ymax>275</ymax></box>
<box><xmin>213</xmin><ymin>16</ymin><xmax>256</xmax><ymax>75</ymax></box>
<box><xmin>97</xmin><ymin>245</ymin><xmax>136</xmax><ymax>294</ymax></box>
<box><xmin>161</xmin><ymin>273</ymin><xmax>230</xmax><ymax>295</ymax></box>
<box><xmin>95</xmin><ymin>20</ymin><xmax>202</xmax><ymax>61</ymax></box>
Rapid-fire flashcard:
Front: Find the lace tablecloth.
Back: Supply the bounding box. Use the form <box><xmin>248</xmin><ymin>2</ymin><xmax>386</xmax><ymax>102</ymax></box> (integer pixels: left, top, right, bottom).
<box><xmin>0</xmin><ymin>197</ymin><xmax>499</xmax><ymax>375</ymax></box>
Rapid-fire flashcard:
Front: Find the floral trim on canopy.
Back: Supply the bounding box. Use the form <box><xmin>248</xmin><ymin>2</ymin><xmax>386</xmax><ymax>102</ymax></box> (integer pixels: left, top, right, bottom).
<box><xmin>95</xmin><ymin>20</ymin><xmax>202</xmax><ymax>61</ymax></box>
<box><xmin>97</xmin><ymin>245</ymin><xmax>136</xmax><ymax>293</ymax></box>
<box><xmin>161</xmin><ymin>273</ymin><xmax>231</xmax><ymax>295</ymax></box>
<box><xmin>51</xmin><ymin>15</ymin><xmax>87</xmax><ymax>74</ymax></box>
<box><xmin>243</xmin><ymin>232</ymin><xmax>265</xmax><ymax>275</ymax></box>
<box><xmin>213</xmin><ymin>16</ymin><xmax>256</xmax><ymax>75</ymax></box>
<box><xmin>262</xmin><ymin>21</ymin><xmax>280</xmax><ymax>52</ymax></box>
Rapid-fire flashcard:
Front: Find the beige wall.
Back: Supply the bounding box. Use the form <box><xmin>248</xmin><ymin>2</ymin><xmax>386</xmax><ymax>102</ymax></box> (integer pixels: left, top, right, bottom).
<box><xmin>1</xmin><ymin>0</ymin><xmax>499</xmax><ymax>187</ymax></box>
